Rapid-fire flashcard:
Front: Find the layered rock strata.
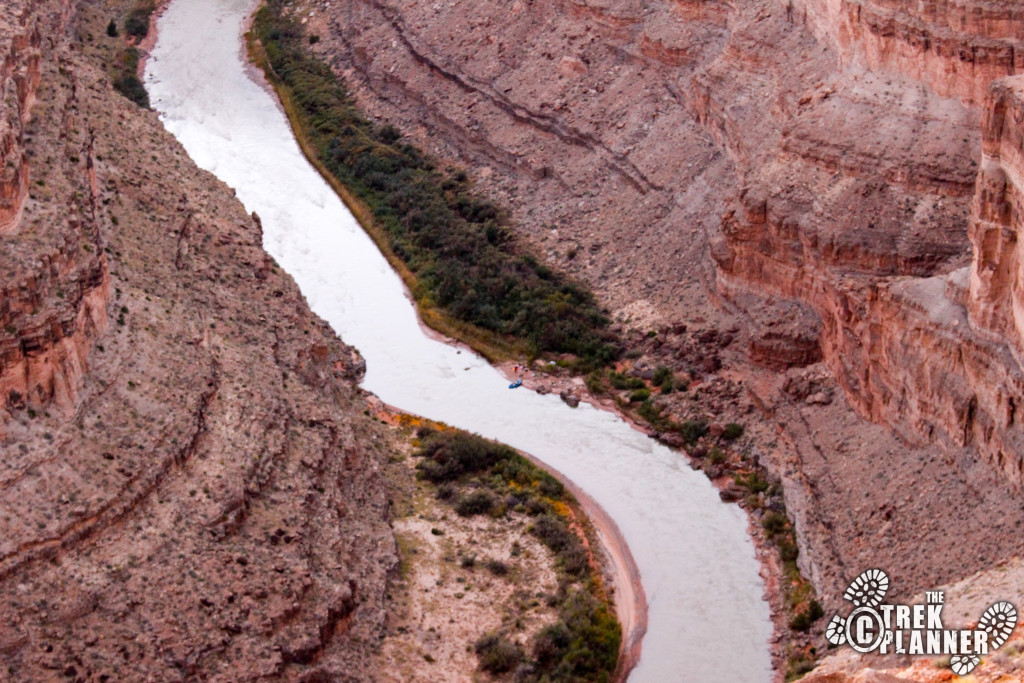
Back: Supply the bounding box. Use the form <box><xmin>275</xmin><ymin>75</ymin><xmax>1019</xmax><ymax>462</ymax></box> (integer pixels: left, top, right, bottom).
<box><xmin>0</xmin><ymin>0</ymin><xmax>106</xmax><ymax>422</ymax></box>
<box><xmin>298</xmin><ymin>0</ymin><xmax>1024</xmax><ymax>605</ymax></box>
<box><xmin>0</xmin><ymin>1</ymin><xmax>396</xmax><ymax>679</ymax></box>
<box><xmin>790</xmin><ymin>0</ymin><xmax>1024</xmax><ymax>105</ymax></box>
<box><xmin>0</xmin><ymin>6</ymin><xmax>42</xmax><ymax>232</ymax></box>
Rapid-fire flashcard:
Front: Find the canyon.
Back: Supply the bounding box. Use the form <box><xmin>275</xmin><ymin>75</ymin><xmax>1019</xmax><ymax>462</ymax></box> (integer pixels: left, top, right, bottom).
<box><xmin>5</xmin><ymin>0</ymin><xmax>1024</xmax><ymax>679</ymax></box>
<box><xmin>296</xmin><ymin>0</ymin><xmax>1024</xmax><ymax>635</ymax></box>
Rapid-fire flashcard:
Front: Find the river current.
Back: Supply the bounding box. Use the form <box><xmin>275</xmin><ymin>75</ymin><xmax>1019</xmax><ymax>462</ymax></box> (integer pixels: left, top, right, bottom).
<box><xmin>145</xmin><ymin>1</ymin><xmax>773</xmax><ymax>679</ymax></box>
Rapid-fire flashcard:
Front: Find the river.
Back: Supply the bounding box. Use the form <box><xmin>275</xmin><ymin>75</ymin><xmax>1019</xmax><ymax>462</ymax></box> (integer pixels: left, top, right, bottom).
<box><xmin>144</xmin><ymin>0</ymin><xmax>773</xmax><ymax>679</ymax></box>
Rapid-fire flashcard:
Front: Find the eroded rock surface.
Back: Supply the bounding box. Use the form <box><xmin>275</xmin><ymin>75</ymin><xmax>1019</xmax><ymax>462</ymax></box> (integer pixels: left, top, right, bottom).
<box><xmin>0</xmin><ymin>1</ymin><xmax>395</xmax><ymax>679</ymax></box>
<box><xmin>295</xmin><ymin>0</ymin><xmax>1024</xmax><ymax>608</ymax></box>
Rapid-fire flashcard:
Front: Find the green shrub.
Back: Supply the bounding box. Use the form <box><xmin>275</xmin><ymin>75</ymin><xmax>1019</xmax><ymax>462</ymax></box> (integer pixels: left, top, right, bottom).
<box><xmin>474</xmin><ymin>633</ymin><xmax>523</xmax><ymax>674</ymax></box>
<box><xmin>110</xmin><ymin>47</ymin><xmax>148</xmax><ymax>107</ymax></box>
<box><xmin>707</xmin><ymin>447</ymin><xmax>726</xmax><ymax>465</ymax></box>
<box><xmin>533</xmin><ymin>622</ymin><xmax>572</xmax><ymax>667</ymax></box>
<box><xmin>762</xmin><ymin>511</ymin><xmax>788</xmax><ymax>538</ymax></box>
<box><xmin>124</xmin><ymin>2</ymin><xmax>155</xmax><ymax>40</ymax></box>
<box><xmin>526</xmin><ymin>589</ymin><xmax>620</xmax><ymax>682</ymax></box>
<box><xmin>735</xmin><ymin>471</ymin><xmax>770</xmax><ymax>494</ymax></box>
<box><xmin>531</xmin><ymin>514</ymin><xmax>574</xmax><ymax>552</ymax></box>
<box><xmin>652</xmin><ymin>365</ymin><xmax>673</xmax><ymax>386</ymax></box>
<box><xmin>415</xmin><ymin>431</ymin><xmax>514</xmax><ymax>483</ymax></box>
<box><xmin>455</xmin><ymin>489</ymin><xmax>498</xmax><ymax>516</ymax></box>
<box><xmin>628</xmin><ymin>388</ymin><xmax>650</xmax><ymax>403</ymax></box>
<box><xmin>114</xmin><ymin>75</ymin><xmax>149</xmax><ymax>107</ymax></box>
<box><xmin>722</xmin><ymin>422</ymin><xmax>745</xmax><ymax>440</ymax></box>
<box><xmin>485</xmin><ymin>559</ymin><xmax>509</xmax><ymax>575</ymax></box>
<box><xmin>679</xmin><ymin>419</ymin><xmax>709</xmax><ymax>445</ymax></box>
<box><xmin>636</xmin><ymin>399</ymin><xmax>666</xmax><ymax>427</ymax></box>
<box><xmin>559</xmin><ymin>543</ymin><xmax>590</xmax><ymax>577</ymax></box>
<box><xmin>609</xmin><ymin>372</ymin><xmax>646</xmax><ymax>390</ymax></box>
<box><xmin>789</xmin><ymin>600</ymin><xmax>824</xmax><ymax>631</ymax></box>
<box><xmin>537</xmin><ymin>473</ymin><xmax>564</xmax><ymax>498</ymax></box>
<box><xmin>525</xmin><ymin>497</ymin><xmax>550</xmax><ymax>516</ymax></box>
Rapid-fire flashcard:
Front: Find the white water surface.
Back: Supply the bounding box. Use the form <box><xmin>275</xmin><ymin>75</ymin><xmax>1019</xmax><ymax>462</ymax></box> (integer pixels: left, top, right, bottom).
<box><xmin>145</xmin><ymin>1</ymin><xmax>773</xmax><ymax>679</ymax></box>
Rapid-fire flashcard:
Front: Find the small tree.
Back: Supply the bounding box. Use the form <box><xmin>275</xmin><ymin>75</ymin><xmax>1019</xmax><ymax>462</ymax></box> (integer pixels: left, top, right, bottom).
<box><xmin>106</xmin><ymin>19</ymin><xmax>119</xmax><ymax>37</ymax></box>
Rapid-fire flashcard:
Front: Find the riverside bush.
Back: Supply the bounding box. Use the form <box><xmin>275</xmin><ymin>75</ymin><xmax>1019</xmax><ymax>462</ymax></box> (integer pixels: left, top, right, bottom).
<box><xmin>455</xmin><ymin>489</ymin><xmax>498</xmax><ymax>516</ymax></box>
<box><xmin>416</xmin><ymin>431</ymin><xmax>514</xmax><ymax>483</ymax></box>
<box><xmin>524</xmin><ymin>589</ymin><xmax>620</xmax><ymax>683</ymax></box>
<box><xmin>124</xmin><ymin>1</ymin><xmax>155</xmax><ymax>40</ymax></box>
<box><xmin>678</xmin><ymin>419</ymin><xmax>709</xmax><ymax>444</ymax></box>
<box><xmin>413</xmin><ymin>429</ymin><xmax>620</xmax><ymax>682</ymax></box>
<box><xmin>474</xmin><ymin>633</ymin><xmax>523</xmax><ymax>674</ymax></box>
<box><xmin>252</xmin><ymin>2</ymin><xmax>618</xmax><ymax>369</ymax></box>
<box><xmin>109</xmin><ymin>47</ymin><xmax>149</xmax><ymax>108</ymax></box>
<box><xmin>628</xmin><ymin>387</ymin><xmax>650</xmax><ymax>403</ymax></box>
<box><xmin>652</xmin><ymin>365</ymin><xmax>673</xmax><ymax>388</ymax></box>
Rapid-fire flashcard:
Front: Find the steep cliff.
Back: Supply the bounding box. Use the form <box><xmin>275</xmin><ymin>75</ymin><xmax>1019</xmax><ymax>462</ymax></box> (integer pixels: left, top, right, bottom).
<box><xmin>0</xmin><ymin>0</ymin><xmax>106</xmax><ymax>422</ymax></box>
<box><xmin>790</xmin><ymin>0</ymin><xmax>1024</xmax><ymax>105</ymax></box>
<box><xmin>296</xmin><ymin>0</ymin><xmax>1024</xmax><ymax>608</ymax></box>
<box><xmin>968</xmin><ymin>76</ymin><xmax>1024</xmax><ymax>346</ymax></box>
<box><xmin>0</xmin><ymin>1</ymin><xmax>396</xmax><ymax>679</ymax></box>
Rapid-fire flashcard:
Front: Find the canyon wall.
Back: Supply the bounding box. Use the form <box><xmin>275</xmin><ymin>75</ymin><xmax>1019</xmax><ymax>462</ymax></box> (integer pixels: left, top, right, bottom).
<box><xmin>0</xmin><ymin>0</ymin><xmax>107</xmax><ymax>423</ymax></box>
<box><xmin>789</xmin><ymin>0</ymin><xmax>1024</xmax><ymax>104</ymax></box>
<box><xmin>0</xmin><ymin>4</ymin><xmax>42</xmax><ymax>232</ymax></box>
<box><xmin>0</xmin><ymin>1</ymin><xmax>396</xmax><ymax>679</ymax></box>
<box><xmin>969</xmin><ymin>76</ymin><xmax>1024</xmax><ymax>345</ymax></box>
<box><xmin>299</xmin><ymin>0</ymin><xmax>1024</xmax><ymax>602</ymax></box>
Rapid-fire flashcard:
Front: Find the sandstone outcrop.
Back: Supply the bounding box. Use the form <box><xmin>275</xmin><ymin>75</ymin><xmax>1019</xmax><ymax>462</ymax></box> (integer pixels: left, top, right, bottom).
<box><xmin>968</xmin><ymin>76</ymin><xmax>1024</xmax><ymax>345</ymax></box>
<box><xmin>0</xmin><ymin>7</ymin><xmax>41</xmax><ymax>232</ymax></box>
<box><xmin>0</xmin><ymin>0</ymin><xmax>106</xmax><ymax>423</ymax></box>
<box><xmin>0</xmin><ymin>1</ymin><xmax>396</xmax><ymax>679</ymax></box>
<box><xmin>790</xmin><ymin>0</ymin><xmax>1024</xmax><ymax>105</ymax></box>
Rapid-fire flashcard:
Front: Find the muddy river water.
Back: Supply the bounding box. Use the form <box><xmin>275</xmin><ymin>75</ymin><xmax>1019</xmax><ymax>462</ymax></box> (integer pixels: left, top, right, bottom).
<box><xmin>145</xmin><ymin>1</ymin><xmax>773</xmax><ymax>679</ymax></box>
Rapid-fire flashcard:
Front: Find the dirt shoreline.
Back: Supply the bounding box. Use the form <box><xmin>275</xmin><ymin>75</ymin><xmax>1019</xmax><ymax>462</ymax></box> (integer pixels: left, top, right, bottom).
<box><xmin>367</xmin><ymin>392</ymin><xmax>647</xmax><ymax>682</ymax></box>
<box><xmin>513</xmin><ymin>446</ymin><xmax>647</xmax><ymax>681</ymax></box>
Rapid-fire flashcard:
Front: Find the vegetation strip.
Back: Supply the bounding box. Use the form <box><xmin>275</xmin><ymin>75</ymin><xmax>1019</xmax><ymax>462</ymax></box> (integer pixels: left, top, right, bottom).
<box><xmin>249</xmin><ymin>0</ymin><xmax>618</xmax><ymax>370</ymax></box>
<box><xmin>413</xmin><ymin>428</ymin><xmax>621</xmax><ymax>682</ymax></box>
<box><xmin>105</xmin><ymin>1</ymin><xmax>155</xmax><ymax>107</ymax></box>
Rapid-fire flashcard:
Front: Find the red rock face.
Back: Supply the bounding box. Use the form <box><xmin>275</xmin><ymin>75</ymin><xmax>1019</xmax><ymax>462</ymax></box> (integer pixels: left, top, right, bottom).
<box><xmin>0</xmin><ymin>0</ymin><xmax>109</xmax><ymax>421</ymax></box>
<box><xmin>0</xmin><ymin>236</ymin><xmax>109</xmax><ymax>415</ymax></box>
<box><xmin>713</xmin><ymin>74</ymin><xmax>1024</xmax><ymax>490</ymax></box>
<box><xmin>0</xmin><ymin>2</ymin><xmax>396</xmax><ymax>679</ymax></box>
<box><xmin>0</xmin><ymin>20</ymin><xmax>40</xmax><ymax>232</ymax></box>
<box><xmin>791</xmin><ymin>0</ymin><xmax>1024</xmax><ymax>104</ymax></box>
<box><xmin>969</xmin><ymin>76</ymin><xmax>1024</xmax><ymax>340</ymax></box>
